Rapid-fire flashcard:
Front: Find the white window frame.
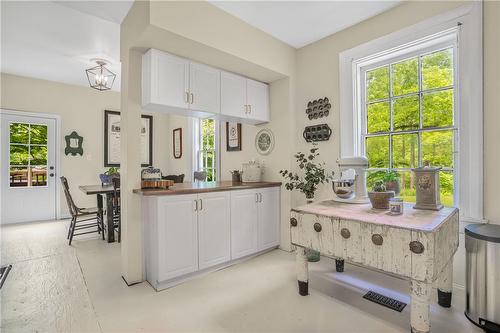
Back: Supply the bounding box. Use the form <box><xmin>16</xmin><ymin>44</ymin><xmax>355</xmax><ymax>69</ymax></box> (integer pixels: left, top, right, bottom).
<box><xmin>192</xmin><ymin>117</ymin><xmax>220</xmax><ymax>181</ymax></box>
<box><xmin>339</xmin><ymin>2</ymin><xmax>483</xmax><ymax>224</ymax></box>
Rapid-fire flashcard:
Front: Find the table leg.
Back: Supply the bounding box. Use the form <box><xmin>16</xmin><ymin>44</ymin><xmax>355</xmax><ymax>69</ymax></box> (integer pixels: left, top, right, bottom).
<box><xmin>335</xmin><ymin>259</ymin><xmax>345</xmax><ymax>272</ymax></box>
<box><xmin>296</xmin><ymin>247</ymin><xmax>308</xmax><ymax>296</ymax></box>
<box><xmin>437</xmin><ymin>261</ymin><xmax>453</xmax><ymax>308</ymax></box>
<box><xmin>97</xmin><ymin>194</ymin><xmax>104</xmax><ymax>240</ymax></box>
<box><xmin>410</xmin><ymin>279</ymin><xmax>431</xmax><ymax>333</ymax></box>
<box><xmin>106</xmin><ymin>193</ymin><xmax>115</xmax><ymax>243</ymax></box>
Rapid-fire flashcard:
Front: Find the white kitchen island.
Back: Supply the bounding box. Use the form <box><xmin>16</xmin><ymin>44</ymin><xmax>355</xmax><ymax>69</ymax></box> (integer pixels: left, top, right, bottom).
<box><xmin>134</xmin><ymin>181</ymin><xmax>281</xmax><ymax>291</ymax></box>
<box><xmin>290</xmin><ymin>200</ymin><xmax>459</xmax><ymax>333</ymax></box>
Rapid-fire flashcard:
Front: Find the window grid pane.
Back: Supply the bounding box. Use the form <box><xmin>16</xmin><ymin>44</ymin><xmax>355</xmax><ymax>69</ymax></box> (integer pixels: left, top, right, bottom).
<box><xmin>198</xmin><ymin>118</ymin><xmax>217</xmax><ymax>181</ymax></box>
<box><xmin>363</xmin><ymin>47</ymin><xmax>455</xmax><ymax>206</ymax></box>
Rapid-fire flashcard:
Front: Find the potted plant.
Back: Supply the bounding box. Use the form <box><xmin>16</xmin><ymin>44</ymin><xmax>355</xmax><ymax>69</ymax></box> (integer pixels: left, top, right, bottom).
<box><xmin>368</xmin><ymin>180</ymin><xmax>395</xmax><ymax>209</ymax></box>
<box><xmin>280</xmin><ymin>145</ymin><xmax>334</xmax><ymax>262</ymax></box>
<box><xmin>383</xmin><ymin>170</ymin><xmax>400</xmax><ymax>195</ymax></box>
<box><xmin>279</xmin><ymin>145</ymin><xmax>334</xmax><ymax>203</ymax></box>
<box><xmin>99</xmin><ymin>167</ymin><xmax>120</xmax><ymax>186</ymax></box>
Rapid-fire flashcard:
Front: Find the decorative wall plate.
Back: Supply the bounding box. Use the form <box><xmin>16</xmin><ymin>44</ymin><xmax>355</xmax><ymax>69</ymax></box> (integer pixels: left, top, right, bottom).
<box><xmin>255</xmin><ymin>128</ymin><xmax>275</xmax><ymax>155</ymax></box>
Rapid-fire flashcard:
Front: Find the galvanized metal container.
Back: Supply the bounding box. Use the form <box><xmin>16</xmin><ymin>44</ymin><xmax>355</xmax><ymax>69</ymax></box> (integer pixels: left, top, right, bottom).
<box><xmin>465</xmin><ymin>224</ymin><xmax>500</xmax><ymax>332</ymax></box>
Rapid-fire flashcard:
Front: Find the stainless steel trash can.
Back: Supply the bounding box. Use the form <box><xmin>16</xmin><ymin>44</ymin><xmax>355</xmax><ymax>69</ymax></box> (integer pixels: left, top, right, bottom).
<box><xmin>465</xmin><ymin>224</ymin><xmax>500</xmax><ymax>332</ymax></box>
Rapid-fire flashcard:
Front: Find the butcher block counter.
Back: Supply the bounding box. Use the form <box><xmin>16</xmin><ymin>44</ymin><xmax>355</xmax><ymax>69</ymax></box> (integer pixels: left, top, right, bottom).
<box><xmin>133</xmin><ymin>181</ymin><xmax>281</xmax><ymax>195</ymax></box>
<box><xmin>291</xmin><ymin>200</ymin><xmax>459</xmax><ymax>333</ymax></box>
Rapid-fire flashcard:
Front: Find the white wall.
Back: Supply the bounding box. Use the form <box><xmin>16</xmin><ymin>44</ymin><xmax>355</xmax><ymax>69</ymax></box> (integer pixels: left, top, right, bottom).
<box><xmin>0</xmin><ymin>73</ymin><xmax>170</xmax><ymax>218</ymax></box>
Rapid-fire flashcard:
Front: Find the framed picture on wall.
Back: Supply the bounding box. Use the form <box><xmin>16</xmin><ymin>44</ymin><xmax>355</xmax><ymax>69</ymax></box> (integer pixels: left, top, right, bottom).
<box><xmin>226</xmin><ymin>122</ymin><xmax>242</xmax><ymax>151</ymax></box>
<box><xmin>104</xmin><ymin>110</ymin><xmax>153</xmax><ymax>167</ymax></box>
<box><xmin>173</xmin><ymin>128</ymin><xmax>182</xmax><ymax>159</ymax></box>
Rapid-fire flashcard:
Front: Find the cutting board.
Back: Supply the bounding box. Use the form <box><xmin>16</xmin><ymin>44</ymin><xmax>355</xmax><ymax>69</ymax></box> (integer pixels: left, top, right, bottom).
<box><xmin>141</xmin><ymin>179</ymin><xmax>174</xmax><ymax>189</ymax></box>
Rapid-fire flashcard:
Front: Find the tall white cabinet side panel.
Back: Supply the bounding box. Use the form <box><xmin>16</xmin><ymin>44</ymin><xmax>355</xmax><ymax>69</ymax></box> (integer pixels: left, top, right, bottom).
<box><xmin>198</xmin><ymin>191</ymin><xmax>231</xmax><ymax>269</ymax></box>
<box><xmin>230</xmin><ymin>189</ymin><xmax>259</xmax><ymax>260</ymax></box>
<box><xmin>143</xmin><ymin>197</ymin><xmax>159</xmax><ymax>285</ymax></box>
<box><xmin>156</xmin><ymin>194</ymin><xmax>198</xmax><ymax>282</ymax></box>
<box><xmin>258</xmin><ymin>187</ymin><xmax>280</xmax><ymax>251</ymax></box>
<box><xmin>189</xmin><ymin>62</ymin><xmax>220</xmax><ymax>113</ymax></box>
<box><xmin>246</xmin><ymin>79</ymin><xmax>269</xmax><ymax>122</ymax></box>
<box><xmin>155</xmin><ymin>50</ymin><xmax>190</xmax><ymax>108</ymax></box>
<box><xmin>220</xmin><ymin>71</ymin><xmax>247</xmax><ymax>118</ymax></box>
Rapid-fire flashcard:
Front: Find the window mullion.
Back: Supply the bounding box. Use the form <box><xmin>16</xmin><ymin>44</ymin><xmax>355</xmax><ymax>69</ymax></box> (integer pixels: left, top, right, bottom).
<box><xmin>389</xmin><ymin>64</ymin><xmax>393</xmax><ymax>169</ymax></box>
<box><xmin>418</xmin><ymin>55</ymin><xmax>423</xmax><ymax>168</ymax></box>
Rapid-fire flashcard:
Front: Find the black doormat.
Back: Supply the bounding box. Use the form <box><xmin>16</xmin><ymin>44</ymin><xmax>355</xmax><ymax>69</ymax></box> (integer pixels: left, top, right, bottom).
<box><xmin>0</xmin><ymin>265</ymin><xmax>12</xmax><ymax>289</ymax></box>
<box><xmin>363</xmin><ymin>290</ymin><xmax>407</xmax><ymax>312</ymax></box>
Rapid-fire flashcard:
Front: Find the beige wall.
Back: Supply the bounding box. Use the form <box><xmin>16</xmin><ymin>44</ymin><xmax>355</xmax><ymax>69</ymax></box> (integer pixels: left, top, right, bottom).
<box><xmin>0</xmin><ymin>73</ymin><xmax>170</xmax><ymax>217</ymax></box>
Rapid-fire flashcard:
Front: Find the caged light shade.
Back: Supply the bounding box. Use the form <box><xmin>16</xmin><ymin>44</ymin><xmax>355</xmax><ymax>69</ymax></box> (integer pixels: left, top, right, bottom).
<box><xmin>86</xmin><ymin>60</ymin><xmax>116</xmax><ymax>91</ymax></box>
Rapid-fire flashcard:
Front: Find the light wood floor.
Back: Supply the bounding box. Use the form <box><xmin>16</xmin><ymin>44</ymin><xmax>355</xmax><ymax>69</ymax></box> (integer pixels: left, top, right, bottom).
<box><xmin>1</xmin><ymin>220</ymin><xmax>480</xmax><ymax>333</ymax></box>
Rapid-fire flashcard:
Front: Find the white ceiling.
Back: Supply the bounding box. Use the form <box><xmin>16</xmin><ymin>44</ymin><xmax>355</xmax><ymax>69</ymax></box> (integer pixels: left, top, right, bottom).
<box><xmin>209</xmin><ymin>1</ymin><xmax>402</xmax><ymax>48</ymax></box>
<box><xmin>1</xmin><ymin>1</ymin><xmax>132</xmax><ymax>91</ymax></box>
<box><xmin>1</xmin><ymin>1</ymin><xmax>401</xmax><ymax>91</ymax></box>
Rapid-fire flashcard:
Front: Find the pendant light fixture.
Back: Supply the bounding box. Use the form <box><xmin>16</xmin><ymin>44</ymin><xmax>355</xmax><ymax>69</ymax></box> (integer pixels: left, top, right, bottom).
<box><xmin>86</xmin><ymin>59</ymin><xmax>116</xmax><ymax>91</ymax></box>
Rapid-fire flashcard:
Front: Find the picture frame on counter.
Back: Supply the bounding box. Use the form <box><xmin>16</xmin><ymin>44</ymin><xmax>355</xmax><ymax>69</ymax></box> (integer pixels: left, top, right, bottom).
<box><xmin>104</xmin><ymin>110</ymin><xmax>153</xmax><ymax>167</ymax></box>
<box><xmin>173</xmin><ymin>127</ymin><xmax>182</xmax><ymax>159</ymax></box>
<box><xmin>226</xmin><ymin>122</ymin><xmax>242</xmax><ymax>152</ymax></box>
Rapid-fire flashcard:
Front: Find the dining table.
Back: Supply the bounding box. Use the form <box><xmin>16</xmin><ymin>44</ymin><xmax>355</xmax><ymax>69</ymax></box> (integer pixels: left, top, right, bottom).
<box><xmin>78</xmin><ymin>184</ymin><xmax>119</xmax><ymax>243</ymax></box>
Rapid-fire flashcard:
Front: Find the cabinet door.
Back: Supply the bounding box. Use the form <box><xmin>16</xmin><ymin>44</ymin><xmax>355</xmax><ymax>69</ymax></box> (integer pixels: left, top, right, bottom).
<box><xmin>157</xmin><ymin>194</ymin><xmax>198</xmax><ymax>282</ymax></box>
<box><xmin>257</xmin><ymin>187</ymin><xmax>280</xmax><ymax>251</ymax></box>
<box><xmin>220</xmin><ymin>71</ymin><xmax>247</xmax><ymax>119</ymax></box>
<box><xmin>246</xmin><ymin>79</ymin><xmax>269</xmax><ymax>123</ymax></box>
<box><xmin>230</xmin><ymin>189</ymin><xmax>259</xmax><ymax>259</ymax></box>
<box><xmin>155</xmin><ymin>50</ymin><xmax>189</xmax><ymax>108</ymax></box>
<box><xmin>189</xmin><ymin>62</ymin><xmax>220</xmax><ymax>113</ymax></box>
<box><xmin>198</xmin><ymin>192</ymin><xmax>231</xmax><ymax>269</ymax></box>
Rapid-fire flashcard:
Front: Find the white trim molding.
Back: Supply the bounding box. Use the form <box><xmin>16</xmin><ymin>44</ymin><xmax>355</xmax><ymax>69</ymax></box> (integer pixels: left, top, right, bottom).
<box><xmin>339</xmin><ymin>2</ymin><xmax>483</xmax><ymax>223</ymax></box>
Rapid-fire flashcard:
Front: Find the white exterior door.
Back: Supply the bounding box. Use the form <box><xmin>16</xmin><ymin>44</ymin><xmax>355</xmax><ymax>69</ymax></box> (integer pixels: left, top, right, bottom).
<box><xmin>1</xmin><ymin>112</ymin><xmax>57</xmax><ymax>224</ymax></box>
<box><xmin>230</xmin><ymin>189</ymin><xmax>258</xmax><ymax>259</ymax></box>
<box><xmin>189</xmin><ymin>62</ymin><xmax>220</xmax><ymax>113</ymax></box>
<box><xmin>157</xmin><ymin>194</ymin><xmax>198</xmax><ymax>281</ymax></box>
<box><xmin>258</xmin><ymin>188</ymin><xmax>280</xmax><ymax>251</ymax></box>
<box><xmin>246</xmin><ymin>79</ymin><xmax>269</xmax><ymax>122</ymax></box>
<box><xmin>220</xmin><ymin>71</ymin><xmax>247</xmax><ymax>119</ymax></box>
<box><xmin>197</xmin><ymin>191</ymin><xmax>231</xmax><ymax>269</ymax></box>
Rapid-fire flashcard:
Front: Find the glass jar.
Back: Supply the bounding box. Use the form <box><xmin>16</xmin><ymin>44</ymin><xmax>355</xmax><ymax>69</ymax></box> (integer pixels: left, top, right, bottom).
<box><xmin>389</xmin><ymin>198</ymin><xmax>404</xmax><ymax>215</ymax></box>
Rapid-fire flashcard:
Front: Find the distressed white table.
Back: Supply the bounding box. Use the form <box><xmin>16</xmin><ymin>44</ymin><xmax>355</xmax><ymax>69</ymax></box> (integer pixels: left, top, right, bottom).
<box><xmin>290</xmin><ymin>200</ymin><xmax>459</xmax><ymax>333</ymax></box>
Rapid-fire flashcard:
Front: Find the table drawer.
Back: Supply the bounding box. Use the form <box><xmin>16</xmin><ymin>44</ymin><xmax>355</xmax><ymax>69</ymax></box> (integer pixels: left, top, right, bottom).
<box><xmin>290</xmin><ymin>213</ymin><xmax>334</xmax><ymax>256</ymax></box>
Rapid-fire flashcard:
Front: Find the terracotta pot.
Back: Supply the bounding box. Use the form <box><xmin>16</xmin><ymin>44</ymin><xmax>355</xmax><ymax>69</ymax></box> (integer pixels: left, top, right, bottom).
<box><xmin>368</xmin><ymin>191</ymin><xmax>395</xmax><ymax>209</ymax></box>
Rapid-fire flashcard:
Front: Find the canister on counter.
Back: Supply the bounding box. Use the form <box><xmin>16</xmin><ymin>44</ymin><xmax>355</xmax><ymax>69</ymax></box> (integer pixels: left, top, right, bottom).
<box><xmin>389</xmin><ymin>198</ymin><xmax>404</xmax><ymax>215</ymax></box>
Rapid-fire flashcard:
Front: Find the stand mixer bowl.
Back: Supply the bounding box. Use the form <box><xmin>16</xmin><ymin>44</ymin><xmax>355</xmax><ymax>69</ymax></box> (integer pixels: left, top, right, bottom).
<box><xmin>332</xmin><ymin>179</ymin><xmax>356</xmax><ymax>199</ymax></box>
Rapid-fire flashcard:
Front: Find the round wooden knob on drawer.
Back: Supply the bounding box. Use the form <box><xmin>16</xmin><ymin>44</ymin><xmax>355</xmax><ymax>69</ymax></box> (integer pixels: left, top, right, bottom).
<box><xmin>409</xmin><ymin>241</ymin><xmax>425</xmax><ymax>254</ymax></box>
<box><xmin>341</xmin><ymin>228</ymin><xmax>351</xmax><ymax>239</ymax></box>
<box><xmin>313</xmin><ymin>223</ymin><xmax>322</xmax><ymax>232</ymax></box>
<box><xmin>372</xmin><ymin>234</ymin><xmax>383</xmax><ymax>246</ymax></box>
<box><xmin>290</xmin><ymin>217</ymin><xmax>298</xmax><ymax>227</ymax></box>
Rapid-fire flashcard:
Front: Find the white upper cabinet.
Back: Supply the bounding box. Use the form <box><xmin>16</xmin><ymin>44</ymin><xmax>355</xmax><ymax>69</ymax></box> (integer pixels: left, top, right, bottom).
<box><xmin>143</xmin><ymin>49</ymin><xmax>269</xmax><ymax>123</ymax></box>
<box><xmin>220</xmin><ymin>70</ymin><xmax>270</xmax><ymax>124</ymax></box>
<box><xmin>189</xmin><ymin>62</ymin><xmax>220</xmax><ymax>114</ymax></box>
<box><xmin>142</xmin><ymin>49</ymin><xmax>189</xmax><ymax>110</ymax></box>
<box><xmin>220</xmin><ymin>71</ymin><xmax>247</xmax><ymax>119</ymax></box>
<box><xmin>246</xmin><ymin>79</ymin><xmax>270</xmax><ymax>123</ymax></box>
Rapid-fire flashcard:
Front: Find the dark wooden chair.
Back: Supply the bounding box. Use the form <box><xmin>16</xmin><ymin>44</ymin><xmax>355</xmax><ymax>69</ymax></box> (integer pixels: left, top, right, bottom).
<box><xmin>162</xmin><ymin>174</ymin><xmax>184</xmax><ymax>183</ymax></box>
<box><xmin>193</xmin><ymin>171</ymin><xmax>207</xmax><ymax>182</ymax></box>
<box><xmin>61</xmin><ymin>176</ymin><xmax>104</xmax><ymax>245</ymax></box>
<box><xmin>112</xmin><ymin>177</ymin><xmax>121</xmax><ymax>243</ymax></box>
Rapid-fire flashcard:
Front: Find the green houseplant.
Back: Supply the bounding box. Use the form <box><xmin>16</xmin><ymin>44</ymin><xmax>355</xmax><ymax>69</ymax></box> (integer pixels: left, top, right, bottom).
<box><xmin>382</xmin><ymin>170</ymin><xmax>400</xmax><ymax>195</ymax></box>
<box><xmin>279</xmin><ymin>146</ymin><xmax>334</xmax><ymax>202</ymax></box>
<box><xmin>368</xmin><ymin>180</ymin><xmax>395</xmax><ymax>209</ymax></box>
<box><xmin>280</xmin><ymin>145</ymin><xmax>334</xmax><ymax>263</ymax></box>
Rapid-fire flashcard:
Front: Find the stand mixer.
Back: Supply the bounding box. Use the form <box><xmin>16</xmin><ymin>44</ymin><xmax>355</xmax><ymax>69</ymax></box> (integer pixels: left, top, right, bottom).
<box><xmin>332</xmin><ymin>156</ymin><xmax>370</xmax><ymax>204</ymax></box>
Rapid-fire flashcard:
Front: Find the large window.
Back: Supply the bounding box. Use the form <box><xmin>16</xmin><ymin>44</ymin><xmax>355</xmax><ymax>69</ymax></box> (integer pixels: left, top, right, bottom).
<box><xmin>196</xmin><ymin>118</ymin><xmax>219</xmax><ymax>181</ymax></box>
<box><xmin>361</xmin><ymin>47</ymin><xmax>456</xmax><ymax>206</ymax></box>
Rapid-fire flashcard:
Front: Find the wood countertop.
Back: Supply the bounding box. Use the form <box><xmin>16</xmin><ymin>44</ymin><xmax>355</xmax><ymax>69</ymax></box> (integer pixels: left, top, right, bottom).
<box><xmin>133</xmin><ymin>181</ymin><xmax>282</xmax><ymax>196</ymax></box>
<box><xmin>293</xmin><ymin>200</ymin><xmax>458</xmax><ymax>233</ymax></box>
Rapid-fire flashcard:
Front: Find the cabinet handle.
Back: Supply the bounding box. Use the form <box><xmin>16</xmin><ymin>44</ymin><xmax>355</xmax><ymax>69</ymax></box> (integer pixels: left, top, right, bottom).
<box><xmin>290</xmin><ymin>217</ymin><xmax>298</xmax><ymax>227</ymax></box>
<box><xmin>340</xmin><ymin>228</ymin><xmax>351</xmax><ymax>239</ymax></box>
<box><xmin>255</xmin><ymin>193</ymin><xmax>259</xmax><ymax>202</ymax></box>
<box><xmin>185</xmin><ymin>91</ymin><xmax>189</xmax><ymax>104</ymax></box>
<box><xmin>199</xmin><ymin>199</ymin><xmax>203</xmax><ymax>211</ymax></box>
<box><xmin>372</xmin><ymin>234</ymin><xmax>383</xmax><ymax>246</ymax></box>
<box><xmin>259</xmin><ymin>193</ymin><xmax>263</xmax><ymax>202</ymax></box>
<box><xmin>194</xmin><ymin>199</ymin><xmax>198</xmax><ymax>211</ymax></box>
<box><xmin>249</xmin><ymin>105</ymin><xmax>252</xmax><ymax>114</ymax></box>
<box><xmin>190</xmin><ymin>92</ymin><xmax>194</xmax><ymax>104</ymax></box>
<box><xmin>244</xmin><ymin>105</ymin><xmax>248</xmax><ymax>114</ymax></box>
<box><xmin>313</xmin><ymin>223</ymin><xmax>322</xmax><ymax>232</ymax></box>
<box><xmin>409</xmin><ymin>241</ymin><xmax>424</xmax><ymax>254</ymax></box>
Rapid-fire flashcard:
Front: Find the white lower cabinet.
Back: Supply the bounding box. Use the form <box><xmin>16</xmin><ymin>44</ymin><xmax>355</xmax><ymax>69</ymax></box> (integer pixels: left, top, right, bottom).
<box><xmin>230</xmin><ymin>187</ymin><xmax>280</xmax><ymax>260</ymax></box>
<box><xmin>198</xmin><ymin>191</ymin><xmax>231</xmax><ymax>269</ymax></box>
<box><xmin>144</xmin><ymin>187</ymin><xmax>280</xmax><ymax>290</ymax></box>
